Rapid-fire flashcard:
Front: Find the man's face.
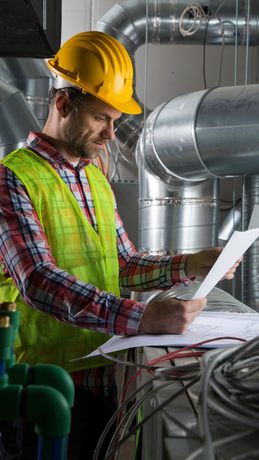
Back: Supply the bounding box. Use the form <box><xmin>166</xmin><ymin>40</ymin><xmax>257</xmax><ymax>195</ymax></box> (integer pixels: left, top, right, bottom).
<box><xmin>59</xmin><ymin>96</ymin><xmax>122</xmax><ymax>161</ymax></box>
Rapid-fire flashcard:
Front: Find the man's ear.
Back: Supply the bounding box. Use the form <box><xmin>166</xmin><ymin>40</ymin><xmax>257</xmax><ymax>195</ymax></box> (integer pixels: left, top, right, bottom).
<box><xmin>56</xmin><ymin>93</ymin><xmax>72</xmax><ymax>118</ymax></box>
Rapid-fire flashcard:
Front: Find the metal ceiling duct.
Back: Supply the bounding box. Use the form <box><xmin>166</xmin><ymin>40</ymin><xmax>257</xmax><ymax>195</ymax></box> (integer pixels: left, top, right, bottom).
<box><xmin>0</xmin><ymin>58</ymin><xmax>54</xmax><ymax>128</ymax></box>
<box><xmin>137</xmin><ymin>84</ymin><xmax>259</xmax><ymax>183</ymax></box>
<box><xmin>0</xmin><ymin>79</ymin><xmax>41</xmax><ymax>159</ymax></box>
<box><xmin>137</xmin><ymin>167</ymin><xmax>219</xmax><ymax>255</ymax></box>
<box><xmin>96</xmin><ymin>0</ymin><xmax>259</xmax><ymax>157</ymax></box>
<box><xmin>244</xmin><ymin>177</ymin><xmax>259</xmax><ymax>309</ymax></box>
<box><xmin>136</xmin><ymin>84</ymin><xmax>259</xmax><ymax>255</ymax></box>
<box><xmin>97</xmin><ymin>0</ymin><xmax>259</xmax><ymax>310</ymax></box>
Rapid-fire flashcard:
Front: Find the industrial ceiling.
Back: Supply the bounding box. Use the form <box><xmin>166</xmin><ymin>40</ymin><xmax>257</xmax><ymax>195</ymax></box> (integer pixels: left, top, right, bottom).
<box><xmin>0</xmin><ymin>0</ymin><xmax>61</xmax><ymax>58</ymax></box>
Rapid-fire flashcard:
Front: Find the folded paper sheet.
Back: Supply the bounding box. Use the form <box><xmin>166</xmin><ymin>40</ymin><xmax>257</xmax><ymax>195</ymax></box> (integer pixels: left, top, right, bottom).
<box><xmin>192</xmin><ymin>228</ymin><xmax>259</xmax><ymax>300</ymax></box>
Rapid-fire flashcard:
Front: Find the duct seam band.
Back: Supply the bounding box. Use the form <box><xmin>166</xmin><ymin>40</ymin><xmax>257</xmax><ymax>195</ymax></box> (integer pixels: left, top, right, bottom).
<box><xmin>141</xmin><ymin>248</ymin><xmax>174</xmax><ymax>256</ymax></box>
<box><xmin>196</xmin><ymin>124</ymin><xmax>259</xmax><ymax>129</ymax></box>
<box><xmin>26</xmin><ymin>96</ymin><xmax>49</xmax><ymax>105</ymax></box>
<box><xmin>138</xmin><ymin>197</ymin><xmax>218</xmax><ymax>208</ymax></box>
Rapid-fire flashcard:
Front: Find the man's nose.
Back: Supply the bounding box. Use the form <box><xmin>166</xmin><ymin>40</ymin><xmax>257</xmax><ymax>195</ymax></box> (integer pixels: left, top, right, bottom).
<box><xmin>102</xmin><ymin>121</ymin><xmax>115</xmax><ymax>141</ymax></box>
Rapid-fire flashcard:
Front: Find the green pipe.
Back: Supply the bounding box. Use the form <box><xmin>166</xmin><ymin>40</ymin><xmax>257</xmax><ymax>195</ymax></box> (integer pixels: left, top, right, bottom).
<box><xmin>0</xmin><ymin>385</ymin><xmax>23</xmax><ymax>419</ymax></box>
<box><xmin>0</xmin><ymin>303</ymin><xmax>20</xmax><ymax>371</ymax></box>
<box><xmin>0</xmin><ymin>320</ymin><xmax>13</xmax><ymax>364</ymax></box>
<box><xmin>7</xmin><ymin>363</ymin><xmax>74</xmax><ymax>408</ymax></box>
<box><xmin>24</xmin><ymin>385</ymin><xmax>71</xmax><ymax>438</ymax></box>
<box><xmin>31</xmin><ymin>364</ymin><xmax>74</xmax><ymax>408</ymax></box>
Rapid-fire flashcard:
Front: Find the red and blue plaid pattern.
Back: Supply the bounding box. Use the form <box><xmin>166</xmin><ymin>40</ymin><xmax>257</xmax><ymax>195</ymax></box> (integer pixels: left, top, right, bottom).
<box><xmin>0</xmin><ymin>132</ymin><xmax>191</xmax><ymax>393</ymax></box>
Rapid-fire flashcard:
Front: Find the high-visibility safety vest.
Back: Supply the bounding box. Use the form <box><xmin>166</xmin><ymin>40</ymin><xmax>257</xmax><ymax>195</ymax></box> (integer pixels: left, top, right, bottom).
<box><xmin>0</xmin><ymin>148</ymin><xmax>120</xmax><ymax>371</ymax></box>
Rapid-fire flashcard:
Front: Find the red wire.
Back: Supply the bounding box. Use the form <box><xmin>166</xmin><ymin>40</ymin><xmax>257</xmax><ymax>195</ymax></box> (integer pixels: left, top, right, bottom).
<box><xmin>113</xmin><ymin>334</ymin><xmax>247</xmax><ymax>453</ymax></box>
<box><xmin>119</xmin><ymin>335</ymin><xmax>246</xmax><ymax>422</ymax></box>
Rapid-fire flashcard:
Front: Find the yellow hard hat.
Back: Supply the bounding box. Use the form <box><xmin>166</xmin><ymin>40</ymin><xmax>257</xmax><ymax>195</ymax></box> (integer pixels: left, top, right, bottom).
<box><xmin>47</xmin><ymin>31</ymin><xmax>142</xmax><ymax>115</ymax></box>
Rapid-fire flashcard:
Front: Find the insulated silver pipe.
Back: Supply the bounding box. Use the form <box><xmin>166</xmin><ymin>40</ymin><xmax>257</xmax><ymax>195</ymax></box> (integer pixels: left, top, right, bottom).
<box><xmin>96</xmin><ymin>0</ymin><xmax>259</xmax><ymax>156</ymax></box>
<box><xmin>138</xmin><ymin>85</ymin><xmax>259</xmax><ymax>184</ymax></box>
<box><xmin>137</xmin><ymin>166</ymin><xmax>219</xmax><ymax>254</ymax></box>
<box><xmin>243</xmin><ymin>176</ymin><xmax>259</xmax><ymax>311</ymax></box>
<box><xmin>218</xmin><ymin>203</ymin><xmax>241</xmax><ymax>246</ymax></box>
<box><xmin>136</xmin><ymin>84</ymin><xmax>259</xmax><ymax>255</ymax></box>
<box><xmin>0</xmin><ymin>58</ymin><xmax>54</xmax><ymax>128</ymax></box>
<box><xmin>0</xmin><ymin>79</ymin><xmax>41</xmax><ymax>159</ymax></box>
<box><xmin>97</xmin><ymin>1</ymin><xmax>259</xmax><ymax>304</ymax></box>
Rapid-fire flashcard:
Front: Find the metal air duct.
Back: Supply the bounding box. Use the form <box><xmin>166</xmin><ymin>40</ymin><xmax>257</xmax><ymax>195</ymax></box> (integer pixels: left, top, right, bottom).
<box><xmin>96</xmin><ymin>0</ymin><xmax>259</xmax><ymax>157</ymax></box>
<box><xmin>136</xmin><ymin>84</ymin><xmax>259</xmax><ymax>254</ymax></box>
<box><xmin>96</xmin><ymin>0</ymin><xmax>259</xmax><ymax>308</ymax></box>
<box><xmin>0</xmin><ymin>58</ymin><xmax>54</xmax><ymax>128</ymax></box>
<box><xmin>0</xmin><ymin>79</ymin><xmax>41</xmax><ymax>159</ymax></box>
<box><xmin>138</xmin><ymin>84</ymin><xmax>259</xmax><ymax>183</ymax></box>
<box><xmin>243</xmin><ymin>177</ymin><xmax>259</xmax><ymax>309</ymax></box>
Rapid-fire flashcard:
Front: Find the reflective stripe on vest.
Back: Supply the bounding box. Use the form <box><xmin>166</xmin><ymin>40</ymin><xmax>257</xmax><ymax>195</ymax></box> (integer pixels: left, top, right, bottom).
<box><xmin>0</xmin><ymin>148</ymin><xmax>120</xmax><ymax>371</ymax></box>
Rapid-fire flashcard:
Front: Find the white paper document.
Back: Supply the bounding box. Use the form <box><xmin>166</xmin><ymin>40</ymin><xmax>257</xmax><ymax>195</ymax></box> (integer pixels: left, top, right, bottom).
<box><xmin>70</xmin><ymin>208</ymin><xmax>259</xmax><ymax>364</ymax></box>
<box><xmin>71</xmin><ymin>311</ymin><xmax>259</xmax><ymax>361</ymax></box>
<box><xmin>192</xmin><ymin>228</ymin><xmax>259</xmax><ymax>300</ymax></box>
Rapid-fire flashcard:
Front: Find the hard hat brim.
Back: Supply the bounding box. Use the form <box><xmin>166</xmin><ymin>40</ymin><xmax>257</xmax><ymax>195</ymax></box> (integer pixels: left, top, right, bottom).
<box><xmin>98</xmin><ymin>95</ymin><xmax>142</xmax><ymax>115</ymax></box>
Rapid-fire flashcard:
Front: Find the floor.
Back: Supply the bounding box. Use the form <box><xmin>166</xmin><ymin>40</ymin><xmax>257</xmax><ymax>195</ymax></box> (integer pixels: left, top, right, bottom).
<box><xmin>119</xmin><ymin>436</ymin><xmax>136</xmax><ymax>460</ymax></box>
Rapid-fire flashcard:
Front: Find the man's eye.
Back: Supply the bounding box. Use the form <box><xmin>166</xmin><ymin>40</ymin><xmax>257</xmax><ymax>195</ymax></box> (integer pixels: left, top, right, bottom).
<box><xmin>97</xmin><ymin>117</ymin><xmax>105</xmax><ymax>121</ymax></box>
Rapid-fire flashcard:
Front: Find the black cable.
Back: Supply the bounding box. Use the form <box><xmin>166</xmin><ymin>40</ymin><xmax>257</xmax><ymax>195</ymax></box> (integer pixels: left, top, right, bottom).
<box><xmin>93</xmin><ymin>376</ymin><xmax>159</xmax><ymax>460</ymax></box>
<box><xmin>100</xmin><ymin>375</ymin><xmax>200</xmax><ymax>460</ymax></box>
<box><xmin>219</xmin><ymin>198</ymin><xmax>241</xmax><ymax>204</ymax></box>
<box><xmin>209</xmin><ymin>376</ymin><xmax>259</xmax><ymax>419</ymax></box>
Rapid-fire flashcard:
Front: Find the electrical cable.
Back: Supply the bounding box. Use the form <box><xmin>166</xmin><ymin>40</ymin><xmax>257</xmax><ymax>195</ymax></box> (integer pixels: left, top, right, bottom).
<box><xmin>208</xmin><ymin>377</ymin><xmax>259</xmax><ymax>420</ymax></box>
<box><xmin>92</xmin><ymin>376</ymin><xmax>159</xmax><ymax>460</ymax></box>
<box><xmin>100</xmin><ymin>375</ymin><xmax>201</xmax><ymax>460</ymax></box>
<box><xmin>203</xmin><ymin>15</ymin><xmax>225</xmax><ymax>88</ymax></box>
<box><xmin>179</xmin><ymin>3</ymin><xmax>206</xmax><ymax>37</ymax></box>
<box><xmin>108</xmin><ymin>141</ymin><xmax>121</xmax><ymax>182</ymax></box>
<box><xmin>230</xmin><ymin>447</ymin><xmax>259</xmax><ymax>460</ymax></box>
<box><xmin>90</xmin><ymin>144</ymin><xmax>110</xmax><ymax>179</ymax></box>
<box><xmin>198</xmin><ymin>338</ymin><xmax>259</xmax><ymax>459</ymax></box>
<box><xmin>108</xmin><ymin>380</ymin><xmax>176</xmax><ymax>460</ymax></box>
<box><xmin>94</xmin><ymin>365</ymin><xmax>201</xmax><ymax>460</ymax></box>
<box><xmin>180</xmin><ymin>3</ymin><xmax>226</xmax><ymax>88</ymax></box>
<box><xmin>198</xmin><ymin>345</ymin><xmax>243</xmax><ymax>460</ymax></box>
<box><xmin>207</xmin><ymin>393</ymin><xmax>259</xmax><ymax>429</ymax></box>
<box><xmin>224</xmin><ymin>336</ymin><xmax>259</xmax><ymax>368</ymax></box>
<box><xmin>184</xmin><ymin>429</ymin><xmax>257</xmax><ymax>460</ymax></box>
<box><xmin>145</xmin><ymin>281</ymin><xmax>256</xmax><ymax>313</ymax></box>
<box><xmin>94</xmin><ymin>337</ymin><xmax>247</xmax><ymax>460</ymax></box>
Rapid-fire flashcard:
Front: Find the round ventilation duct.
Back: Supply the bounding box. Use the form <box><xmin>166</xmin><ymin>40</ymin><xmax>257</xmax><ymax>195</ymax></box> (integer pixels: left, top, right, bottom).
<box><xmin>0</xmin><ymin>58</ymin><xmax>54</xmax><ymax>128</ymax></box>
<box><xmin>0</xmin><ymin>79</ymin><xmax>41</xmax><ymax>159</ymax></box>
<box><xmin>138</xmin><ymin>85</ymin><xmax>259</xmax><ymax>184</ymax></box>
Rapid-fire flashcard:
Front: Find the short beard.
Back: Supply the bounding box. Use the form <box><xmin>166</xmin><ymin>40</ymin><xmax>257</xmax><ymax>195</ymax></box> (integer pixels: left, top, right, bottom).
<box><xmin>59</xmin><ymin>110</ymin><xmax>95</xmax><ymax>160</ymax></box>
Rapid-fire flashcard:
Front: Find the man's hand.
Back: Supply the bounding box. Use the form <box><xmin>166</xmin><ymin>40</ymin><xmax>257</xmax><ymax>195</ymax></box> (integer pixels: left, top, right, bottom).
<box><xmin>185</xmin><ymin>247</ymin><xmax>242</xmax><ymax>280</ymax></box>
<box><xmin>138</xmin><ymin>297</ymin><xmax>207</xmax><ymax>335</ymax></box>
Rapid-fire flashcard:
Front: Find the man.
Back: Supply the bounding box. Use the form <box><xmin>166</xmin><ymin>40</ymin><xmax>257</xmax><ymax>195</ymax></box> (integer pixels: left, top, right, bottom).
<box><xmin>0</xmin><ymin>32</ymin><xmax>240</xmax><ymax>459</ymax></box>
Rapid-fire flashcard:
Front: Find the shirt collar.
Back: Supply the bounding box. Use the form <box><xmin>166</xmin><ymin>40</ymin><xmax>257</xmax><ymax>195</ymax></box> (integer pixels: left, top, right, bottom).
<box><xmin>25</xmin><ymin>132</ymin><xmax>91</xmax><ymax>170</ymax></box>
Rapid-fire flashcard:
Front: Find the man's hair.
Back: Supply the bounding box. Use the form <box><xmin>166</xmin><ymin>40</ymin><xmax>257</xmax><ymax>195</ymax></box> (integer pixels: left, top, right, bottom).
<box><xmin>48</xmin><ymin>86</ymin><xmax>94</xmax><ymax>112</ymax></box>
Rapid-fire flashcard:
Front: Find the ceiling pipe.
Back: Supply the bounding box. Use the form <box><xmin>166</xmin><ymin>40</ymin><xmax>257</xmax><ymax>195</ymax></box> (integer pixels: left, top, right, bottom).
<box><xmin>0</xmin><ymin>58</ymin><xmax>54</xmax><ymax>129</ymax></box>
<box><xmin>96</xmin><ymin>0</ymin><xmax>259</xmax><ymax>157</ymax></box>
<box><xmin>0</xmin><ymin>79</ymin><xmax>41</xmax><ymax>159</ymax></box>
<box><xmin>96</xmin><ymin>0</ymin><xmax>259</xmax><ymax>311</ymax></box>
<box><xmin>137</xmin><ymin>84</ymin><xmax>259</xmax><ymax>184</ymax></box>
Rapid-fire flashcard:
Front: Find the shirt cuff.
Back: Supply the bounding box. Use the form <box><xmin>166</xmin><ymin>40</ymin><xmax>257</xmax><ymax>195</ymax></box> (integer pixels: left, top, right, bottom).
<box><xmin>108</xmin><ymin>298</ymin><xmax>146</xmax><ymax>336</ymax></box>
<box><xmin>169</xmin><ymin>253</ymin><xmax>196</xmax><ymax>287</ymax></box>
